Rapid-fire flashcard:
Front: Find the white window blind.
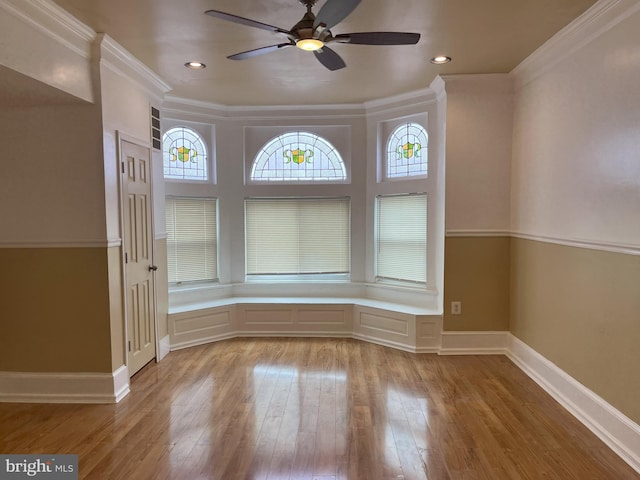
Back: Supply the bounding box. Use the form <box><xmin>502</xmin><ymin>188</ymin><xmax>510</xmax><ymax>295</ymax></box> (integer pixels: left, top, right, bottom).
<box><xmin>165</xmin><ymin>197</ymin><xmax>218</xmax><ymax>284</ymax></box>
<box><xmin>376</xmin><ymin>194</ymin><xmax>427</xmax><ymax>284</ymax></box>
<box><xmin>245</xmin><ymin>198</ymin><xmax>350</xmax><ymax>276</ymax></box>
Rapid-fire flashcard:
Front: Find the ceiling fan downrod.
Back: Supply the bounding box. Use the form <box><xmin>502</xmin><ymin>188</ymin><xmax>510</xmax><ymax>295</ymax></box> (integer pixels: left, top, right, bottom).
<box><xmin>298</xmin><ymin>0</ymin><xmax>318</xmax><ymax>8</ymax></box>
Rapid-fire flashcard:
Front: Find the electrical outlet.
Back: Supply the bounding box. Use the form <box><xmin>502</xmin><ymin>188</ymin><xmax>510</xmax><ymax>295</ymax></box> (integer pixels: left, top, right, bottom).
<box><xmin>451</xmin><ymin>301</ymin><xmax>462</xmax><ymax>315</ymax></box>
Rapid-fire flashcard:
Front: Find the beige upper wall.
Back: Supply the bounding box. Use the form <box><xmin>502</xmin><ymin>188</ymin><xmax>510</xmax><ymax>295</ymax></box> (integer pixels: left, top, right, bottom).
<box><xmin>0</xmin><ymin>105</ymin><xmax>106</xmax><ymax>245</ymax></box>
<box><xmin>511</xmin><ymin>7</ymin><xmax>640</xmax><ymax>247</ymax></box>
<box><xmin>443</xmin><ymin>74</ymin><xmax>513</xmax><ymax>233</ymax></box>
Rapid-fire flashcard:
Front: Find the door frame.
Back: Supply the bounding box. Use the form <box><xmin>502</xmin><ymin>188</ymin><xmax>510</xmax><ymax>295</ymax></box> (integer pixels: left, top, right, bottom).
<box><xmin>117</xmin><ymin>131</ymin><xmax>160</xmax><ymax>375</ymax></box>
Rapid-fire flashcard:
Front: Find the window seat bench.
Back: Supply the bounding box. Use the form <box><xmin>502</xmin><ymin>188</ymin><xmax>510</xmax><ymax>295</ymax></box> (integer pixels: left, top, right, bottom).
<box><xmin>167</xmin><ymin>296</ymin><xmax>443</xmax><ymax>353</ymax></box>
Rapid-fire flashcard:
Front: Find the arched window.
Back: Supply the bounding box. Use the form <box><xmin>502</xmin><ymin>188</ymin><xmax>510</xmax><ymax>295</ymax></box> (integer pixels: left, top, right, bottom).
<box><xmin>163</xmin><ymin>127</ymin><xmax>208</xmax><ymax>181</ymax></box>
<box><xmin>386</xmin><ymin>123</ymin><xmax>428</xmax><ymax>179</ymax></box>
<box><xmin>251</xmin><ymin>131</ymin><xmax>346</xmax><ymax>182</ymax></box>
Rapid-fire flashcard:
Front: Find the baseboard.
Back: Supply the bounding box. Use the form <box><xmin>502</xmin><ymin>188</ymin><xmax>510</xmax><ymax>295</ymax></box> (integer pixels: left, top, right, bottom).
<box><xmin>439</xmin><ymin>331</ymin><xmax>510</xmax><ymax>355</ymax></box>
<box><xmin>0</xmin><ymin>365</ymin><xmax>130</xmax><ymax>404</ymax></box>
<box><xmin>507</xmin><ymin>334</ymin><xmax>640</xmax><ymax>474</ymax></box>
<box><xmin>158</xmin><ymin>335</ymin><xmax>171</xmax><ymax>361</ymax></box>
<box><xmin>171</xmin><ymin>330</ymin><xmax>356</xmax><ymax>351</ymax></box>
<box><xmin>170</xmin><ymin>331</ymin><xmax>238</xmax><ymax>351</ymax></box>
<box><xmin>351</xmin><ymin>333</ymin><xmax>425</xmax><ymax>353</ymax></box>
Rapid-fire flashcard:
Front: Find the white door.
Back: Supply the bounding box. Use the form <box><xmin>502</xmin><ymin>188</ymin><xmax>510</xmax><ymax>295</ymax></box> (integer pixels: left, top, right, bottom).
<box><xmin>121</xmin><ymin>139</ymin><xmax>157</xmax><ymax>376</ymax></box>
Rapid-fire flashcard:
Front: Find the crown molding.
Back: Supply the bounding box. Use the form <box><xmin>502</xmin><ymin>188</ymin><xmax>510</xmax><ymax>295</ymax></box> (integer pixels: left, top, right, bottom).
<box><xmin>0</xmin><ymin>0</ymin><xmax>95</xmax><ymax>59</ymax></box>
<box><xmin>164</xmin><ymin>83</ymin><xmax>443</xmax><ymax>121</ymax></box>
<box><xmin>364</xmin><ymin>86</ymin><xmax>438</xmax><ymax>116</ymax></box>
<box><xmin>441</xmin><ymin>73</ymin><xmax>514</xmax><ymax>94</ymax></box>
<box><xmin>163</xmin><ymin>95</ymin><xmax>366</xmax><ymax>121</ymax></box>
<box><xmin>97</xmin><ymin>33</ymin><xmax>171</xmax><ymax>100</ymax></box>
<box><xmin>511</xmin><ymin>0</ymin><xmax>640</xmax><ymax>89</ymax></box>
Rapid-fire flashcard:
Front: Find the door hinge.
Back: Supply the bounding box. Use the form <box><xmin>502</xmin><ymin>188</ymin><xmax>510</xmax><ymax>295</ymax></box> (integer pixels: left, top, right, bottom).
<box><xmin>125</xmin><ymin>252</ymin><xmax>128</xmax><ymax>264</ymax></box>
<box><xmin>128</xmin><ymin>341</ymin><xmax>131</xmax><ymax>352</ymax></box>
<box><xmin>121</xmin><ymin>162</ymin><xmax>125</xmax><ymax>174</ymax></box>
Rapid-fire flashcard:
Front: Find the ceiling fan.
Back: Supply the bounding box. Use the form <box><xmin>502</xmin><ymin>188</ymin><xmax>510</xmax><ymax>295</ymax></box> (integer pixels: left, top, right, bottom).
<box><xmin>205</xmin><ymin>0</ymin><xmax>420</xmax><ymax>71</ymax></box>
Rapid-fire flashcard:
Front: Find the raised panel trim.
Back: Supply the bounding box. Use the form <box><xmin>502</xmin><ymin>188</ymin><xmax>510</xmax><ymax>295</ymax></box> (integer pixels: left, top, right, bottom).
<box><xmin>0</xmin><ymin>366</ymin><xmax>130</xmax><ymax>404</ymax></box>
<box><xmin>297</xmin><ymin>307</ymin><xmax>349</xmax><ymax>326</ymax></box>
<box><xmin>356</xmin><ymin>309</ymin><xmax>410</xmax><ymax>336</ymax></box>
<box><xmin>173</xmin><ymin>311</ymin><xmax>232</xmax><ymax>335</ymax></box>
<box><xmin>241</xmin><ymin>308</ymin><xmax>295</xmax><ymax>326</ymax></box>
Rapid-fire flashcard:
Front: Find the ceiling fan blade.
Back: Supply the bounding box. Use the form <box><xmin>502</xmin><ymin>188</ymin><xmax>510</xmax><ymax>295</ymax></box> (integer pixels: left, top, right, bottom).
<box><xmin>205</xmin><ymin>10</ymin><xmax>290</xmax><ymax>34</ymax></box>
<box><xmin>313</xmin><ymin>0</ymin><xmax>361</xmax><ymax>29</ymax></box>
<box><xmin>228</xmin><ymin>43</ymin><xmax>293</xmax><ymax>60</ymax></box>
<box><xmin>313</xmin><ymin>46</ymin><xmax>346</xmax><ymax>71</ymax></box>
<box><xmin>334</xmin><ymin>32</ymin><xmax>421</xmax><ymax>45</ymax></box>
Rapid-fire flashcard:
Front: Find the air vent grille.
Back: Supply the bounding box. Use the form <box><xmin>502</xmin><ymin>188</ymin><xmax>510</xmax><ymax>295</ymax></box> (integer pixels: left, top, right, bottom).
<box><xmin>151</xmin><ymin>106</ymin><xmax>161</xmax><ymax>150</ymax></box>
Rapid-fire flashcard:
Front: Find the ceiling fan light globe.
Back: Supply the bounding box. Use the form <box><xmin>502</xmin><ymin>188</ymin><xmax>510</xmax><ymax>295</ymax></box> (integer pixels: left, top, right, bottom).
<box><xmin>296</xmin><ymin>38</ymin><xmax>324</xmax><ymax>51</ymax></box>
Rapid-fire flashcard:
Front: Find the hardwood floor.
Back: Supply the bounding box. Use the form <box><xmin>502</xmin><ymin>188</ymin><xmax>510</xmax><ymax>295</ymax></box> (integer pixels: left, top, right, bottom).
<box><xmin>0</xmin><ymin>338</ymin><xmax>638</xmax><ymax>479</ymax></box>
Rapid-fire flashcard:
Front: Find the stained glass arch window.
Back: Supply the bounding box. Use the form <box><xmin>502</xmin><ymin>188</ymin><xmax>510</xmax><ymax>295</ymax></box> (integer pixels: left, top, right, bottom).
<box><xmin>163</xmin><ymin>127</ymin><xmax>208</xmax><ymax>181</ymax></box>
<box><xmin>386</xmin><ymin>123</ymin><xmax>428</xmax><ymax>179</ymax></box>
<box><xmin>251</xmin><ymin>131</ymin><xmax>346</xmax><ymax>182</ymax></box>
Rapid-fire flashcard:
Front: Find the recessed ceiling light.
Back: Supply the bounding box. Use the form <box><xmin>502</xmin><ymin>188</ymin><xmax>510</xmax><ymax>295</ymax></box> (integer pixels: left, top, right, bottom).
<box><xmin>430</xmin><ymin>56</ymin><xmax>452</xmax><ymax>65</ymax></box>
<box><xmin>185</xmin><ymin>61</ymin><xmax>206</xmax><ymax>69</ymax></box>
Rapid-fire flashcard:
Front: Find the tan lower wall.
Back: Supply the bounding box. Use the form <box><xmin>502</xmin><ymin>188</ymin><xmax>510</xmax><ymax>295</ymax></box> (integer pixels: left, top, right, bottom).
<box><xmin>0</xmin><ymin>248</ymin><xmax>113</xmax><ymax>373</ymax></box>
<box><xmin>510</xmin><ymin>237</ymin><xmax>640</xmax><ymax>424</ymax></box>
<box><xmin>444</xmin><ymin>236</ymin><xmax>510</xmax><ymax>331</ymax></box>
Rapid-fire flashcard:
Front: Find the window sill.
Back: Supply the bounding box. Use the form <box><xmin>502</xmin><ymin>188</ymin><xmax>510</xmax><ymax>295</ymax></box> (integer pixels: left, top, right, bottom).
<box><xmin>168</xmin><ymin>280</ymin><xmax>439</xmax><ymax>312</ymax></box>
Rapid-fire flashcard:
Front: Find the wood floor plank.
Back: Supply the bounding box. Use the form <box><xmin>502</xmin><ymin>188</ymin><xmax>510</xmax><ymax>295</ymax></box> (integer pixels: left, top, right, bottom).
<box><xmin>1</xmin><ymin>338</ymin><xmax>638</xmax><ymax>480</ymax></box>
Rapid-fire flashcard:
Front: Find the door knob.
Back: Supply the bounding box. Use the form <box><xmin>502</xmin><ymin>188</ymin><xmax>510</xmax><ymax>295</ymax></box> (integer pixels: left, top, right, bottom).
<box><xmin>149</xmin><ymin>265</ymin><xmax>158</xmax><ymax>272</ymax></box>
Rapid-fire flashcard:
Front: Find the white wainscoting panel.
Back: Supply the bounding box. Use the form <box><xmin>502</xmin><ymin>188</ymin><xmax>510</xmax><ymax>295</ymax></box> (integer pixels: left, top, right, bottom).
<box><xmin>352</xmin><ymin>306</ymin><xmax>416</xmax><ymax>352</ymax></box>
<box><xmin>241</xmin><ymin>307</ymin><xmax>295</xmax><ymax>327</ymax></box>
<box><xmin>416</xmin><ymin>316</ymin><xmax>444</xmax><ymax>353</ymax></box>
<box><xmin>170</xmin><ymin>306</ymin><xmax>235</xmax><ymax>350</ymax></box>
<box><xmin>237</xmin><ymin>304</ymin><xmax>353</xmax><ymax>336</ymax></box>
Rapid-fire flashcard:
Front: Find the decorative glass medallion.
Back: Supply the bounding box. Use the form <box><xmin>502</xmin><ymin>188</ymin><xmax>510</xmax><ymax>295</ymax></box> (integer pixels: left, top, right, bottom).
<box><xmin>386</xmin><ymin>123</ymin><xmax>428</xmax><ymax>179</ymax></box>
<box><xmin>251</xmin><ymin>132</ymin><xmax>346</xmax><ymax>182</ymax></box>
<box><xmin>163</xmin><ymin>127</ymin><xmax>208</xmax><ymax>181</ymax></box>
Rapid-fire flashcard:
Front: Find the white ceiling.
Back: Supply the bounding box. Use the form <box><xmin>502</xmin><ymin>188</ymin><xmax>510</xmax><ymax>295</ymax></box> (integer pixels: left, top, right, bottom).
<box><xmin>50</xmin><ymin>0</ymin><xmax>597</xmax><ymax>106</ymax></box>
